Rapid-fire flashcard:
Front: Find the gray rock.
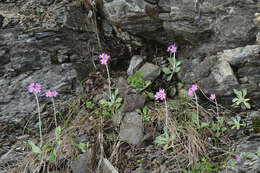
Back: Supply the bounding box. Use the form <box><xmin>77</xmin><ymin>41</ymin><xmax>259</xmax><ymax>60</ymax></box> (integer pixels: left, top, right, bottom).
<box><xmin>113</xmin><ymin>93</ymin><xmax>146</xmax><ymax>125</ymax></box>
<box><xmin>100</xmin><ymin>158</ymin><xmax>119</xmax><ymax>173</ymax></box>
<box><xmin>249</xmin><ymin>111</ymin><xmax>260</xmax><ymax>121</ymax></box>
<box><xmin>138</xmin><ymin>62</ymin><xmax>161</xmax><ymax>81</ymax></box>
<box><xmin>127</xmin><ymin>55</ymin><xmax>144</xmax><ymax>75</ymax></box>
<box><xmin>71</xmin><ymin>149</ymin><xmax>95</xmax><ymax>173</ymax></box>
<box><xmin>116</xmin><ymin>77</ymin><xmax>129</xmax><ymax>98</ymax></box>
<box><xmin>180</xmin><ymin>44</ymin><xmax>260</xmax><ymax>108</ymax></box>
<box><xmin>40</xmin><ymin>0</ymin><xmax>54</xmax><ymax>6</ymax></box>
<box><xmin>223</xmin><ymin>135</ymin><xmax>260</xmax><ymax>173</ymax></box>
<box><xmin>119</xmin><ymin>112</ymin><xmax>143</xmax><ymax>145</ymax></box>
<box><xmin>256</xmin><ymin>32</ymin><xmax>260</xmax><ymax>44</ymax></box>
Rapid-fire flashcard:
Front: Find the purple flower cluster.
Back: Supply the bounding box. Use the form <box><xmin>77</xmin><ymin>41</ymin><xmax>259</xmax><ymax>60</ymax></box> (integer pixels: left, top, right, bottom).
<box><xmin>155</xmin><ymin>89</ymin><xmax>166</xmax><ymax>101</ymax></box>
<box><xmin>45</xmin><ymin>90</ymin><xmax>58</xmax><ymax>98</ymax></box>
<box><xmin>99</xmin><ymin>53</ymin><xmax>110</xmax><ymax>65</ymax></box>
<box><xmin>167</xmin><ymin>44</ymin><xmax>178</xmax><ymax>53</ymax></box>
<box><xmin>28</xmin><ymin>83</ymin><xmax>42</xmax><ymax>94</ymax></box>
<box><xmin>188</xmin><ymin>84</ymin><xmax>198</xmax><ymax>96</ymax></box>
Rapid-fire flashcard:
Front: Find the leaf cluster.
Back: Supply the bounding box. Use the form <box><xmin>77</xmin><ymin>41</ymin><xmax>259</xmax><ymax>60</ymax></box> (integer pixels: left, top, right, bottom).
<box><xmin>232</xmin><ymin>89</ymin><xmax>251</xmax><ymax>109</ymax></box>
<box><xmin>127</xmin><ymin>71</ymin><xmax>151</xmax><ymax>92</ymax></box>
<box><xmin>99</xmin><ymin>89</ymin><xmax>122</xmax><ymax>117</ymax></box>
<box><xmin>162</xmin><ymin>57</ymin><xmax>181</xmax><ymax>81</ymax></box>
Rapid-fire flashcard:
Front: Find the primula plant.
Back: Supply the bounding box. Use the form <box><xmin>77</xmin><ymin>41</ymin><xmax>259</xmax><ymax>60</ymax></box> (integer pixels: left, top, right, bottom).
<box><xmin>28</xmin><ymin>83</ymin><xmax>43</xmax><ymax>146</ymax></box>
<box><xmin>99</xmin><ymin>53</ymin><xmax>112</xmax><ymax>100</ymax></box>
<box><xmin>162</xmin><ymin>44</ymin><xmax>182</xmax><ymax>81</ymax></box>
<box><xmin>232</xmin><ymin>88</ymin><xmax>251</xmax><ymax>109</ymax></box>
<box><xmin>227</xmin><ymin>116</ymin><xmax>246</xmax><ymax>130</ymax></box>
<box><xmin>46</xmin><ymin>90</ymin><xmax>58</xmax><ymax>128</ymax></box>
<box><xmin>136</xmin><ymin>106</ymin><xmax>152</xmax><ymax>122</ymax></box>
<box><xmin>99</xmin><ymin>88</ymin><xmax>122</xmax><ymax>117</ymax></box>
<box><xmin>127</xmin><ymin>71</ymin><xmax>151</xmax><ymax>92</ymax></box>
<box><xmin>188</xmin><ymin>84</ymin><xmax>200</xmax><ymax>128</ymax></box>
<box><xmin>154</xmin><ymin>126</ymin><xmax>174</xmax><ymax>150</ymax></box>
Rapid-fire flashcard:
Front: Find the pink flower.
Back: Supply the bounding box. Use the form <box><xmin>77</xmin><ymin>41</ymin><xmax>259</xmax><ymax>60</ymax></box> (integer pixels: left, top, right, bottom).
<box><xmin>210</xmin><ymin>93</ymin><xmax>216</xmax><ymax>100</ymax></box>
<box><xmin>155</xmin><ymin>89</ymin><xmax>166</xmax><ymax>101</ymax></box>
<box><xmin>99</xmin><ymin>53</ymin><xmax>110</xmax><ymax>65</ymax></box>
<box><xmin>28</xmin><ymin>83</ymin><xmax>35</xmax><ymax>93</ymax></box>
<box><xmin>45</xmin><ymin>90</ymin><xmax>58</xmax><ymax>98</ymax></box>
<box><xmin>188</xmin><ymin>88</ymin><xmax>193</xmax><ymax>96</ymax></box>
<box><xmin>167</xmin><ymin>44</ymin><xmax>178</xmax><ymax>53</ymax></box>
<box><xmin>52</xmin><ymin>90</ymin><xmax>58</xmax><ymax>97</ymax></box>
<box><xmin>236</xmin><ymin>156</ymin><xmax>241</xmax><ymax>163</ymax></box>
<box><xmin>100</xmin><ymin>58</ymin><xmax>108</xmax><ymax>65</ymax></box>
<box><xmin>191</xmin><ymin>84</ymin><xmax>198</xmax><ymax>92</ymax></box>
<box><xmin>45</xmin><ymin>90</ymin><xmax>52</xmax><ymax>97</ymax></box>
<box><xmin>28</xmin><ymin>83</ymin><xmax>41</xmax><ymax>94</ymax></box>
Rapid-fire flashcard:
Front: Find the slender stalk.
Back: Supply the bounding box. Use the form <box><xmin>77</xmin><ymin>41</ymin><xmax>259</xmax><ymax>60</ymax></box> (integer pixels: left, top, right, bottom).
<box><xmin>215</xmin><ymin>99</ymin><xmax>219</xmax><ymax>119</ymax></box>
<box><xmin>164</xmin><ymin>99</ymin><xmax>169</xmax><ymax>128</ymax></box>
<box><xmin>194</xmin><ymin>93</ymin><xmax>200</xmax><ymax>127</ymax></box>
<box><xmin>52</xmin><ymin>97</ymin><xmax>57</xmax><ymax>128</ymax></box>
<box><xmin>105</xmin><ymin>64</ymin><xmax>112</xmax><ymax>101</ymax></box>
<box><xmin>34</xmin><ymin>93</ymin><xmax>43</xmax><ymax>146</ymax></box>
<box><xmin>173</xmin><ymin>52</ymin><xmax>176</xmax><ymax>71</ymax></box>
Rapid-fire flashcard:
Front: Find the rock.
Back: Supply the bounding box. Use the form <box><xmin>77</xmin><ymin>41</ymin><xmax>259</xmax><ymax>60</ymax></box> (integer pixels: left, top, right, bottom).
<box><xmin>113</xmin><ymin>93</ymin><xmax>146</xmax><ymax>125</ymax></box>
<box><xmin>119</xmin><ymin>112</ymin><xmax>143</xmax><ymax>145</ymax></box>
<box><xmin>40</xmin><ymin>0</ymin><xmax>54</xmax><ymax>6</ymax></box>
<box><xmin>168</xmin><ymin>85</ymin><xmax>177</xmax><ymax>98</ymax></box>
<box><xmin>116</xmin><ymin>77</ymin><xmax>129</xmax><ymax>98</ymax></box>
<box><xmin>223</xmin><ymin>135</ymin><xmax>260</xmax><ymax>173</ymax></box>
<box><xmin>138</xmin><ymin>62</ymin><xmax>161</xmax><ymax>81</ymax></box>
<box><xmin>121</xmin><ymin>93</ymin><xmax>146</xmax><ymax>113</ymax></box>
<box><xmin>127</xmin><ymin>55</ymin><xmax>144</xmax><ymax>75</ymax></box>
<box><xmin>249</xmin><ymin>111</ymin><xmax>260</xmax><ymax>121</ymax></box>
<box><xmin>180</xmin><ymin>45</ymin><xmax>260</xmax><ymax>108</ymax></box>
<box><xmin>100</xmin><ymin>158</ymin><xmax>119</xmax><ymax>173</ymax></box>
<box><xmin>256</xmin><ymin>32</ymin><xmax>260</xmax><ymax>44</ymax></box>
<box><xmin>71</xmin><ymin>148</ymin><xmax>96</xmax><ymax>173</ymax></box>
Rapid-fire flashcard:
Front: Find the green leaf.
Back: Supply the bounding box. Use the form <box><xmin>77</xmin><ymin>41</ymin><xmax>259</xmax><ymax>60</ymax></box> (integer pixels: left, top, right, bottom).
<box><xmin>191</xmin><ymin>113</ymin><xmax>199</xmax><ymax>127</ymax></box>
<box><xmin>86</xmin><ymin>101</ymin><xmax>94</xmax><ymax>109</ymax></box>
<box><xmin>215</xmin><ymin>132</ymin><xmax>221</xmax><ymax>137</ymax></box>
<box><xmin>116</xmin><ymin>97</ymin><xmax>122</xmax><ymax>103</ymax></box>
<box><xmin>232</xmin><ymin>98</ymin><xmax>239</xmax><ymax>103</ymax></box>
<box><xmin>245</xmin><ymin>152</ymin><xmax>257</xmax><ymax>159</ymax></box>
<box><xmin>167</xmin><ymin>75</ymin><xmax>172</xmax><ymax>81</ymax></box>
<box><xmin>136</xmin><ymin>108</ymin><xmax>142</xmax><ymax>114</ymax></box>
<box><xmin>222</xmin><ymin>127</ymin><xmax>227</xmax><ymax>132</ymax></box>
<box><xmin>242</xmin><ymin>89</ymin><xmax>247</xmax><ymax>97</ymax></box>
<box><xmin>233</xmin><ymin>89</ymin><xmax>241</xmax><ymax>97</ymax></box>
<box><xmin>175</xmin><ymin>67</ymin><xmax>181</xmax><ymax>72</ymax></box>
<box><xmin>175</xmin><ymin>60</ymin><xmax>181</xmax><ymax>66</ymax></box>
<box><xmin>48</xmin><ymin>148</ymin><xmax>56</xmax><ymax>163</ymax></box>
<box><xmin>201</xmin><ymin>122</ymin><xmax>209</xmax><ymax>128</ymax></box>
<box><xmin>99</xmin><ymin>99</ymin><xmax>107</xmax><ymax>106</ymax></box>
<box><xmin>162</xmin><ymin>67</ymin><xmax>172</xmax><ymax>74</ymax></box>
<box><xmin>220</xmin><ymin>117</ymin><xmax>225</xmax><ymax>126</ymax></box>
<box><xmin>77</xmin><ymin>142</ymin><xmax>88</xmax><ymax>153</ymax></box>
<box><xmin>244</xmin><ymin>102</ymin><xmax>251</xmax><ymax>109</ymax></box>
<box><xmin>55</xmin><ymin>126</ymin><xmax>62</xmax><ymax>138</ymax></box>
<box><xmin>28</xmin><ymin>140</ymin><xmax>42</xmax><ymax>154</ymax></box>
<box><xmin>114</xmin><ymin>88</ymin><xmax>119</xmax><ymax>97</ymax></box>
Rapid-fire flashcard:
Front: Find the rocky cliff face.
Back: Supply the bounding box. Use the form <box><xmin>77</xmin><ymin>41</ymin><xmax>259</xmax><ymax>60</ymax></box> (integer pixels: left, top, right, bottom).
<box><xmin>0</xmin><ymin>0</ymin><xmax>260</xmax><ymax>164</ymax></box>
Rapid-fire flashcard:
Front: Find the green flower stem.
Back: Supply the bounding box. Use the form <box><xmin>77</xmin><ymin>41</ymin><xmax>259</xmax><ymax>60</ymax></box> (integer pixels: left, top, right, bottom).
<box><xmin>164</xmin><ymin>99</ymin><xmax>169</xmax><ymax>127</ymax></box>
<box><xmin>51</xmin><ymin>97</ymin><xmax>57</xmax><ymax>128</ymax></box>
<box><xmin>194</xmin><ymin>92</ymin><xmax>200</xmax><ymax>127</ymax></box>
<box><xmin>105</xmin><ymin>64</ymin><xmax>112</xmax><ymax>101</ymax></box>
<box><xmin>34</xmin><ymin>93</ymin><xmax>43</xmax><ymax>147</ymax></box>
